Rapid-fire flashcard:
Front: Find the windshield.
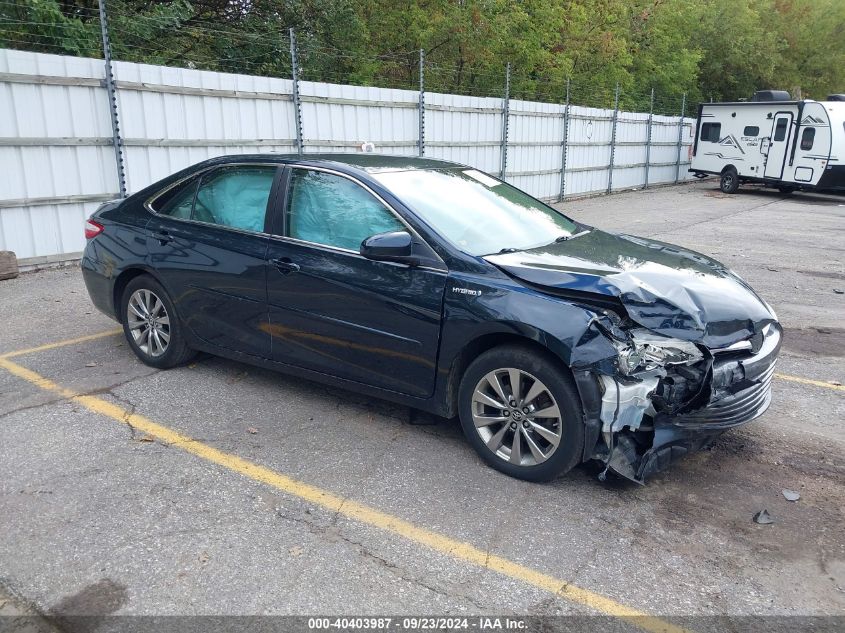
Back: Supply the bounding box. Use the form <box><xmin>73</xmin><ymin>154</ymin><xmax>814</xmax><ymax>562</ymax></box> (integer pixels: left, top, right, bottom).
<box><xmin>373</xmin><ymin>168</ymin><xmax>578</xmax><ymax>256</ymax></box>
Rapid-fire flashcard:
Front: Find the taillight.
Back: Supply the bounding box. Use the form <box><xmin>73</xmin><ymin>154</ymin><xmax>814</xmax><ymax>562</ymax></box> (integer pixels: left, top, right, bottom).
<box><xmin>85</xmin><ymin>219</ymin><xmax>104</xmax><ymax>239</ymax></box>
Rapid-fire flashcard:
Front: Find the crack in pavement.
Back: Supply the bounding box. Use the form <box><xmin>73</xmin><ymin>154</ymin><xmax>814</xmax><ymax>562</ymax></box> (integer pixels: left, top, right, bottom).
<box><xmin>272</xmin><ymin>500</ymin><xmax>489</xmax><ymax>610</ymax></box>
<box><xmin>0</xmin><ymin>368</ymin><xmax>157</xmax><ymax>423</ymax></box>
<box><xmin>268</xmin><ymin>498</ymin><xmax>473</xmax><ymax>606</ymax></box>
<box><xmin>346</xmin><ymin>534</ymin><xmax>490</xmax><ymax>611</ymax></box>
<box><xmin>647</xmin><ymin>196</ymin><xmax>787</xmax><ymax>238</ymax></box>
<box><xmin>86</xmin><ymin>386</ymin><xmax>142</xmax><ymax>441</ymax></box>
<box><xmin>0</xmin><ymin>397</ymin><xmax>69</xmax><ymax>421</ymax></box>
<box><xmin>0</xmin><ymin>578</ymin><xmax>61</xmax><ymax>632</ymax></box>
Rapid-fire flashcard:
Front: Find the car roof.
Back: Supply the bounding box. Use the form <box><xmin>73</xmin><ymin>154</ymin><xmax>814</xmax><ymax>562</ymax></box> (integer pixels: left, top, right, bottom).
<box><xmin>199</xmin><ymin>153</ymin><xmax>465</xmax><ymax>174</ymax></box>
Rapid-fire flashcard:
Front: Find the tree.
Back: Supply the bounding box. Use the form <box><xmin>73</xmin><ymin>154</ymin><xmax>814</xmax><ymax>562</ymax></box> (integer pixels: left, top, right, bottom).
<box><xmin>0</xmin><ymin>0</ymin><xmax>100</xmax><ymax>57</ymax></box>
<box><xmin>1</xmin><ymin>0</ymin><xmax>843</xmax><ymax>107</ymax></box>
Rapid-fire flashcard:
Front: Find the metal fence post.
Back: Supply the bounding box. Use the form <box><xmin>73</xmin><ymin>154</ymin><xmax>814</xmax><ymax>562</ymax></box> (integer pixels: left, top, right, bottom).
<box><xmin>558</xmin><ymin>79</ymin><xmax>570</xmax><ymax>202</ymax></box>
<box><xmin>499</xmin><ymin>62</ymin><xmax>510</xmax><ymax>180</ymax></box>
<box><xmin>289</xmin><ymin>28</ymin><xmax>304</xmax><ymax>155</ymax></box>
<box><xmin>418</xmin><ymin>48</ymin><xmax>425</xmax><ymax>157</ymax></box>
<box><xmin>674</xmin><ymin>92</ymin><xmax>686</xmax><ymax>183</ymax></box>
<box><xmin>644</xmin><ymin>88</ymin><xmax>654</xmax><ymax>189</ymax></box>
<box><xmin>97</xmin><ymin>0</ymin><xmax>126</xmax><ymax>198</ymax></box>
<box><xmin>607</xmin><ymin>82</ymin><xmax>620</xmax><ymax>194</ymax></box>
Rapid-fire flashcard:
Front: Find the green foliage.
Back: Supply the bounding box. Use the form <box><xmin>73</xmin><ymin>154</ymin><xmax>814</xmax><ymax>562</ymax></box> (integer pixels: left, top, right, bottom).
<box><xmin>690</xmin><ymin>0</ymin><xmax>783</xmax><ymax>103</ymax></box>
<box><xmin>1</xmin><ymin>0</ymin><xmax>843</xmax><ymax>110</ymax></box>
<box><xmin>0</xmin><ymin>0</ymin><xmax>100</xmax><ymax>56</ymax></box>
<box><xmin>769</xmin><ymin>0</ymin><xmax>845</xmax><ymax>99</ymax></box>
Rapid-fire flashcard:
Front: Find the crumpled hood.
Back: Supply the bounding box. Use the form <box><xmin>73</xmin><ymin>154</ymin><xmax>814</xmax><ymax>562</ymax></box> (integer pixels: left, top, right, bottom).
<box><xmin>485</xmin><ymin>229</ymin><xmax>776</xmax><ymax>348</ymax></box>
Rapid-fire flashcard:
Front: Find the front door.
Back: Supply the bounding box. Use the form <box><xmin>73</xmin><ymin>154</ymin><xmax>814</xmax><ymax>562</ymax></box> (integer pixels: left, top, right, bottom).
<box><xmin>764</xmin><ymin>112</ymin><xmax>793</xmax><ymax>179</ymax></box>
<box><xmin>146</xmin><ymin>164</ymin><xmax>281</xmax><ymax>358</ymax></box>
<box><xmin>266</xmin><ymin>167</ymin><xmax>447</xmax><ymax>397</ymax></box>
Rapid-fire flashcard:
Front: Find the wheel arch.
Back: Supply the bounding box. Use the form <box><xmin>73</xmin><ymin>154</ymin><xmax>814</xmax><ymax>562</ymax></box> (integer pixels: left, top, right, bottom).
<box><xmin>112</xmin><ymin>266</ymin><xmax>162</xmax><ymax>320</ymax></box>
<box><xmin>442</xmin><ymin>329</ymin><xmax>575</xmax><ymax>419</ymax></box>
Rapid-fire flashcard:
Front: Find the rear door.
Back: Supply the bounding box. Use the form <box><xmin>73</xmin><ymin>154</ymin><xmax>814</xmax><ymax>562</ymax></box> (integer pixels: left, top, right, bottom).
<box><xmin>764</xmin><ymin>112</ymin><xmax>794</xmax><ymax>179</ymax></box>
<box><xmin>791</xmin><ymin>102</ymin><xmax>833</xmax><ymax>186</ymax></box>
<box><xmin>146</xmin><ymin>163</ymin><xmax>282</xmax><ymax>358</ymax></box>
<box><xmin>265</xmin><ymin>166</ymin><xmax>447</xmax><ymax>397</ymax></box>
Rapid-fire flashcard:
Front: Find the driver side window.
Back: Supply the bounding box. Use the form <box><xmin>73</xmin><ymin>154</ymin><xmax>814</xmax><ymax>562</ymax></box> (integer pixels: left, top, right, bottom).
<box><xmin>286</xmin><ymin>168</ymin><xmax>404</xmax><ymax>251</ymax></box>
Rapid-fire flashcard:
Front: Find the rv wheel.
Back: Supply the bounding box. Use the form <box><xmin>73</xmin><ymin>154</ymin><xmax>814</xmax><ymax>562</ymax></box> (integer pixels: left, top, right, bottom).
<box><xmin>719</xmin><ymin>168</ymin><xmax>739</xmax><ymax>194</ymax></box>
<box><xmin>778</xmin><ymin>186</ymin><xmax>794</xmax><ymax>195</ymax></box>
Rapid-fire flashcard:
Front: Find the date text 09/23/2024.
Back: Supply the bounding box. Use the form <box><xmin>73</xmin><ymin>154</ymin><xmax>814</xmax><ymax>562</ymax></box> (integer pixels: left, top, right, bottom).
<box><xmin>307</xmin><ymin>617</ymin><xmax>527</xmax><ymax>630</ymax></box>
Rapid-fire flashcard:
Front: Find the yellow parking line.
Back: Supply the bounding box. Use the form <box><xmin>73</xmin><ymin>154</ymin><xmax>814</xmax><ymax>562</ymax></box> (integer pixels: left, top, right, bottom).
<box><xmin>775</xmin><ymin>373</ymin><xmax>845</xmax><ymax>392</ymax></box>
<box><xmin>0</xmin><ymin>354</ymin><xmax>689</xmax><ymax>633</ymax></box>
<box><xmin>0</xmin><ymin>328</ymin><xmax>123</xmax><ymax>359</ymax></box>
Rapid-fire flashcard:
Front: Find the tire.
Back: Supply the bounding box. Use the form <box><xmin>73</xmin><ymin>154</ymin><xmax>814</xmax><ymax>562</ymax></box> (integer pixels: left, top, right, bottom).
<box><xmin>458</xmin><ymin>345</ymin><xmax>585</xmax><ymax>482</ymax></box>
<box><xmin>778</xmin><ymin>185</ymin><xmax>794</xmax><ymax>195</ymax></box>
<box><xmin>120</xmin><ymin>274</ymin><xmax>196</xmax><ymax>369</ymax></box>
<box><xmin>719</xmin><ymin>167</ymin><xmax>740</xmax><ymax>194</ymax></box>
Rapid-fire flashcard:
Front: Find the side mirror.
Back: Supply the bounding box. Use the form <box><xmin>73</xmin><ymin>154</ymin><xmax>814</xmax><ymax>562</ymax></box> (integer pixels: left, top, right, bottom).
<box><xmin>360</xmin><ymin>230</ymin><xmax>417</xmax><ymax>265</ymax></box>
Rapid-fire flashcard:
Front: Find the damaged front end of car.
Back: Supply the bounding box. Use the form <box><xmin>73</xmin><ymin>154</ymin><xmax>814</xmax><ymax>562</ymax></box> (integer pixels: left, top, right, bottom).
<box><xmin>485</xmin><ymin>228</ymin><xmax>783</xmax><ymax>483</ymax></box>
<box><xmin>577</xmin><ymin>315</ymin><xmax>782</xmax><ymax>484</ymax></box>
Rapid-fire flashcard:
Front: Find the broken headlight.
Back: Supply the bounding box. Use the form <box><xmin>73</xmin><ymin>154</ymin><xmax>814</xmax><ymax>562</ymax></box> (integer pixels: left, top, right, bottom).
<box><xmin>616</xmin><ymin>331</ymin><xmax>703</xmax><ymax>376</ymax></box>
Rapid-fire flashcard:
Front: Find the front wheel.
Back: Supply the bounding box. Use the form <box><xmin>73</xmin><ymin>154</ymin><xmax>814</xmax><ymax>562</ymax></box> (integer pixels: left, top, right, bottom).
<box><xmin>719</xmin><ymin>167</ymin><xmax>740</xmax><ymax>194</ymax></box>
<box><xmin>121</xmin><ymin>275</ymin><xmax>196</xmax><ymax>369</ymax></box>
<box><xmin>458</xmin><ymin>345</ymin><xmax>584</xmax><ymax>482</ymax></box>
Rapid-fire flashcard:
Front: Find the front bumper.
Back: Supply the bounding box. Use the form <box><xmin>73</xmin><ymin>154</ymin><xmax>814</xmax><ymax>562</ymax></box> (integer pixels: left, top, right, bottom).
<box><xmin>657</xmin><ymin>322</ymin><xmax>781</xmax><ymax>430</ymax></box>
<box><xmin>593</xmin><ymin>323</ymin><xmax>782</xmax><ymax>482</ymax></box>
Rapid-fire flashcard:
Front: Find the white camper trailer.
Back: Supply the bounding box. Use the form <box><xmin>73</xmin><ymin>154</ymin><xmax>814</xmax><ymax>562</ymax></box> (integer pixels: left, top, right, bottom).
<box><xmin>690</xmin><ymin>90</ymin><xmax>845</xmax><ymax>194</ymax></box>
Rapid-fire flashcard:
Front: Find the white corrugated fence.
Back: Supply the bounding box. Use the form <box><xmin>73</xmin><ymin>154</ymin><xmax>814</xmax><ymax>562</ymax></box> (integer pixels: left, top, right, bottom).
<box><xmin>0</xmin><ymin>48</ymin><xmax>695</xmax><ymax>264</ymax></box>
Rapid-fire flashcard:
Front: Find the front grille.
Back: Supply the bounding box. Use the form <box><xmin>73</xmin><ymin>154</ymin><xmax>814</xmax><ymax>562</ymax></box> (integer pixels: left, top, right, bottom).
<box><xmin>671</xmin><ymin>324</ymin><xmax>782</xmax><ymax>430</ymax></box>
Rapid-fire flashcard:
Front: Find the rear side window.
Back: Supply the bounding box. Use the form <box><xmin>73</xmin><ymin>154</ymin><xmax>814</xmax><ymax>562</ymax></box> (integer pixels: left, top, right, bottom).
<box><xmin>743</xmin><ymin>126</ymin><xmax>759</xmax><ymax>136</ymax></box>
<box><xmin>194</xmin><ymin>167</ymin><xmax>276</xmax><ymax>232</ymax></box>
<box><xmin>700</xmin><ymin>122</ymin><xmax>721</xmax><ymax>142</ymax></box>
<box><xmin>801</xmin><ymin>127</ymin><xmax>816</xmax><ymax>150</ymax></box>
<box><xmin>154</xmin><ymin>166</ymin><xmax>276</xmax><ymax>232</ymax></box>
<box><xmin>286</xmin><ymin>169</ymin><xmax>404</xmax><ymax>251</ymax></box>
<box><xmin>774</xmin><ymin>118</ymin><xmax>789</xmax><ymax>141</ymax></box>
<box><xmin>155</xmin><ymin>179</ymin><xmax>198</xmax><ymax>219</ymax></box>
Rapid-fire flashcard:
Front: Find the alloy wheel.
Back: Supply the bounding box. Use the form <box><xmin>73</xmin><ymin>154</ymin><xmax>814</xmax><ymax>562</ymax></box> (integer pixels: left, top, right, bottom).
<box><xmin>471</xmin><ymin>368</ymin><xmax>563</xmax><ymax>466</ymax></box>
<box><xmin>126</xmin><ymin>289</ymin><xmax>171</xmax><ymax>358</ymax></box>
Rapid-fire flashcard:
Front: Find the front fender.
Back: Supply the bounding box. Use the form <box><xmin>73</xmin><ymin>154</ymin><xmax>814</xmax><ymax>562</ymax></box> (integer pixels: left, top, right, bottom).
<box><xmin>439</xmin><ymin>273</ymin><xmax>619</xmax><ymax>372</ymax></box>
<box><xmin>432</xmin><ymin>272</ymin><xmax>620</xmax><ymax>422</ymax></box>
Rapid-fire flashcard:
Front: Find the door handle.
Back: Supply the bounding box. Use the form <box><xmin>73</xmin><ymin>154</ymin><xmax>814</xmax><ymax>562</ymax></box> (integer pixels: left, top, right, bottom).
<box><xmin>152</xmin><ymin>231</ymin><xmax>173</xmax><ymax>245</ymax></box>
<box><xmin>271</xmin><ymin>257</ymin><xmax>301</xmax><ymax>274</ymax></box>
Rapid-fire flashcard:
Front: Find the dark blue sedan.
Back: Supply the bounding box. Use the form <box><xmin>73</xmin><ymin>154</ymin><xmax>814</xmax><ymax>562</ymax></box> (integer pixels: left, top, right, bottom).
<box><xmin>82</xmin><ymin>154</ymin><xmax>781</xmax><ymax>483</ymax></box>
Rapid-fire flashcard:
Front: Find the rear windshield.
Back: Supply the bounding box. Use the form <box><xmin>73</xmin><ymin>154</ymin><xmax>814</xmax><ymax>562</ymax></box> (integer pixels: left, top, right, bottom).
<box><xmin>373</xmin><ymin>168</ymin><xmax>577</xmax><ymax>256</ymax></box>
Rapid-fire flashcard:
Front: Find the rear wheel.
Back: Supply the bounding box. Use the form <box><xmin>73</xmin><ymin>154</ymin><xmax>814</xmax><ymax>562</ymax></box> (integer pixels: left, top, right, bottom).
<box><xmin>121</xmin><ymin>275</ymin><xmax>196</xmax><ymax>368</ymax></box>
<box><xmin>720</xmin><ymin>167</ymin><xmax>740</xmax><ymax>194</ymax></box>
<box><xmin>458</xmin><ymin>345</ymin><xmax>584</xmax><ymax>482</ymax></box>
<box><xmin>778</xmin><ymin>185</ymin><xmax>795</xmax><ymax>195</ymax></box>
